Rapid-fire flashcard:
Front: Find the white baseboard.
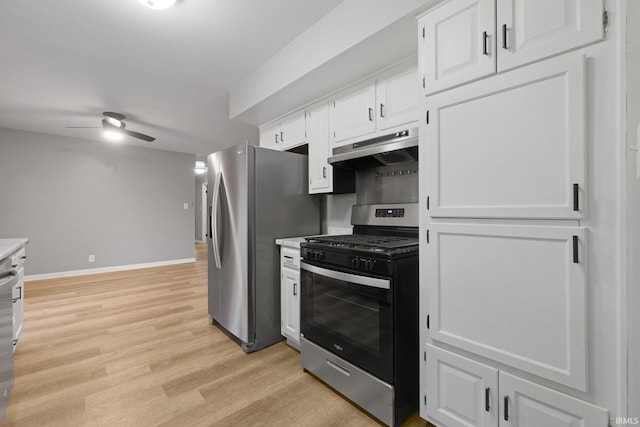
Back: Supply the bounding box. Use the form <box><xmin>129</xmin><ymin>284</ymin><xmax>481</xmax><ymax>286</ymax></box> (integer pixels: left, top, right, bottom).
<box><xmin>25</xmin><ymin>258</ymin><xmax>196</xmax><ymax>282</ymax></box>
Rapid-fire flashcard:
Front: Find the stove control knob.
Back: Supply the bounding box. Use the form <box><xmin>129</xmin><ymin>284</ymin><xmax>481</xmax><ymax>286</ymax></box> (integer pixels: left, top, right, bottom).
<box><xmin>366</xmin><ymin>259</ymin><xmax>375</xmax><ymax>271</ymax></box>
<box><xmin>318</xmin><ymin>251</ymin><xmax>325</xmax><ymax>260</ymax></box>
<box><xmin>352</xmin><ymin>257</ymin><xmax>360</xmax><ymax>269</ymax></box>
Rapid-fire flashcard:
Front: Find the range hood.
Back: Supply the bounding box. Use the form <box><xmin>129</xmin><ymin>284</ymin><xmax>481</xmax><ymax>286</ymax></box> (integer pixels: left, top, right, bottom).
<box><xmin>328</xmin><ymin>128</ymin><xmax>418</xmax><ymax>169</ymax></box>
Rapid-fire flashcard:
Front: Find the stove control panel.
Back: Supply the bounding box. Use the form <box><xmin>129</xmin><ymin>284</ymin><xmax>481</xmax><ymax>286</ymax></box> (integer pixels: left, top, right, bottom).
<box><xmin>375</xmin><ymin>208</ymin><xmax>405</xmax><ymax>218</ymax></box>
<box><xmin>303</xmin><ymin>248</ymin><xmax>325</xmax><ymax>261</ymax></box>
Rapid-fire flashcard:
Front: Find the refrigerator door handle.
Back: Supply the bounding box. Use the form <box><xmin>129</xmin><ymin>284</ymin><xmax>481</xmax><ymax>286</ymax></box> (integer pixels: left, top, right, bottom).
<box><xmin>211</xmin><ymin>172</ymin><xmax>223</xmax><ymax>269</ymax></box>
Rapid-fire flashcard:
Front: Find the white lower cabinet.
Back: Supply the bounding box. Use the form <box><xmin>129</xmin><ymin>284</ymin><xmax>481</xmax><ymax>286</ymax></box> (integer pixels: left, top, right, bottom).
<box><xmin>425</xmin><ymin>344</ymin><xmax>608</xmax><ymax>427</ymax></box>
<box><xmin>280</xmin><ymin>246</ymin><xmax>301</xmax><ymax>347</ymax></box>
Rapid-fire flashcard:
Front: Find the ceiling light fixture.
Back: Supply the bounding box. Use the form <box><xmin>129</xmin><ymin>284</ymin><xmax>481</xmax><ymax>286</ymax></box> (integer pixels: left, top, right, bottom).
<box><xmin>104</xmin><ymin>129</ymin><xmax>124</xmax><ymax>142</ymax></box>
<box><xmin>195</xmin><ymin>161</ymin><xmax>207</xmax><ymax>175</ymax></box>
<box><xmin>137</xmin><ymin>0</ymin><xmax>177</xmax><ymax>10</ymax></box>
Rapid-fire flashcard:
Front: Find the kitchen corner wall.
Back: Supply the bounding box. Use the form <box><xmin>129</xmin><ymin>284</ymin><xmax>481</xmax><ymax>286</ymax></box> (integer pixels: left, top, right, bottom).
<box><xmin>0</xmin><ymin>128</ymin><xmax>195</xmax><ymax>276</ymax></box>
<box><xmin>322</xmin><ymin>193</ymin><xmax>357</xmax><ymax>233</ymax></box>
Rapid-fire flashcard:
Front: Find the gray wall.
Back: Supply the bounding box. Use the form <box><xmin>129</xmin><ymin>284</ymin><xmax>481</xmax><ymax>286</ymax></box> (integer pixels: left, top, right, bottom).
<box><xmin>0</xmin><ymin>128</ymin><xmax>195</xmax><ymax>275</ymax></box>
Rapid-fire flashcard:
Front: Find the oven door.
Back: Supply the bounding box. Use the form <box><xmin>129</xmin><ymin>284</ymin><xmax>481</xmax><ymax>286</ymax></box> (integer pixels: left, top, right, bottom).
<box><xmin>300</xmin><ymin>261</ymin><xmax>393</xmax><ymax>383</ymax></box>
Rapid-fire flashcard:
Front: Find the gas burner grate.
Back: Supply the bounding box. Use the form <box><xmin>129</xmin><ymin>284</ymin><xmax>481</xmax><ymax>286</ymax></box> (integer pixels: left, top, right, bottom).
<box><xmin>306</xmin><ymin>234</ymin><xmax>418</xmax><ymax>250</ymax></box>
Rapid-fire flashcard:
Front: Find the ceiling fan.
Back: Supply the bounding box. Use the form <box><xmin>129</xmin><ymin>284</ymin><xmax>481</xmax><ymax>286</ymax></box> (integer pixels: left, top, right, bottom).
<box><xmin>66</xmin><ymin>112</ymin><xmax>156</xmax><ymax>142</ymax></box>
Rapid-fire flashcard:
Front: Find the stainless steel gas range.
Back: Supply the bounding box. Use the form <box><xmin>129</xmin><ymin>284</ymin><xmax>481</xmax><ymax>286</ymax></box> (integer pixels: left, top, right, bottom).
<box><xmin>299</xmin><ymin>203</ymin><xmax>419</xmax><ymax>426</ymax></box>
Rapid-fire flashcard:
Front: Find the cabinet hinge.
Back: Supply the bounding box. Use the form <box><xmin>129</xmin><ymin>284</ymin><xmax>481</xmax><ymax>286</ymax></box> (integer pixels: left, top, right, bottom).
<box><xmin>427</xmin><ymin>314</ymin><xmax>430</xmax><ymax>329</ymax></box>
<box><xmin>603</xmin><ymin>9</ymin><xmax>609</xmax><ymax>31</ymax></box>
<box><xmin>425</xmin><ymin>110</ymin><xmax>429</xmax><ymax>124</ymax></box>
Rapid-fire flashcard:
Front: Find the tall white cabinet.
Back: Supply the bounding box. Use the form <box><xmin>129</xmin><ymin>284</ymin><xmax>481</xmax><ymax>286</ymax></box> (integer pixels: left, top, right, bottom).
<box><xmin>418</xmin><ymin>0</ymin><xmax>620</xmax><ymax>426</ymax></box>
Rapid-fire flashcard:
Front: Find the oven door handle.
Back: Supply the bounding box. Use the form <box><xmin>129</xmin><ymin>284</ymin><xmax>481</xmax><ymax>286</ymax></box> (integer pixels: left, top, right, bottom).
<box><xmin>300</xmin><ymin>262</ymin><xmax>390</xmax><ymax>290</ymax></box>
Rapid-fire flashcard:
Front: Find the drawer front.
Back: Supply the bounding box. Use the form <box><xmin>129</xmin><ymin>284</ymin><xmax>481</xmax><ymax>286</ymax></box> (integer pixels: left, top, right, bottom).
<box><xmin>10</xmin><ymin>248</ymin><xmax>26</xmax><ymax>270</ymax></box>
<box><xmin>301</xmin><ymin>337</ymin><xmax>394</xmax><ymax>426</ymax></box>
<box><xmin>281</xmin><ymin>247</ymin><xmax>300</xmax><ymax>270</ymax></box>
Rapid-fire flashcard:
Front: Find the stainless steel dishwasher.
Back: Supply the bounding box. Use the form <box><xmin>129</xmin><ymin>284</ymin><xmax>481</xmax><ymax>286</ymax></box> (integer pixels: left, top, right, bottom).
<box><xmin>0</xmin><ymin>257</ymin><xmax>19</xmax><ymax>421</ymax></box>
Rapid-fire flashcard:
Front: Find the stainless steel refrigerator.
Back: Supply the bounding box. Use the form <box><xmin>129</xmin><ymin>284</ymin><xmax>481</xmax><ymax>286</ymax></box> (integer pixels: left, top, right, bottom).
<box><xmin>207</xmin><ymin>142</ymin><xmax>320</xmax><ymax>353</ymax></box>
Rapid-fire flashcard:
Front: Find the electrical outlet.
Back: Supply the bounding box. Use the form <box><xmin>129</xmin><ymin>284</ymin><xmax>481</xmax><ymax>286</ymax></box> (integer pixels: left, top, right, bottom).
<box><xmin>88</xmin><ymin>254</ymin><xmax>95</xmax><ymax>263</ymax></box>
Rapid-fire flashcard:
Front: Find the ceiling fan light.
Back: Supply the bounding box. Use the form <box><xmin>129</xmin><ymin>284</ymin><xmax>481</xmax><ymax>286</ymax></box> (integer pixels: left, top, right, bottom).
<box><xmin>137</xmin><ymin>0</ymin><xmax>177</xmax><ymax>10</ymax></box>
<box><xmin>104</xmin><ymin>117</ymin><xmax>122</xmax><ymax>128</ymax></box>
<box><xmin>104</xmin><ymin>130</ymin><xmax>124</xmax><ymax>142</ymax></box>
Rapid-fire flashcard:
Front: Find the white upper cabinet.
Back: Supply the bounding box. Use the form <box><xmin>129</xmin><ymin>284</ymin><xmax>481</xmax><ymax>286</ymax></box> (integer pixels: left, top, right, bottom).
<box><xmin>418</xmin><ymin>0</ymin><xmax>603</xmax><ymax>94</ymax></box>
<box><xmin>279</xmin><ymin>111</ymin><xmax>306</xmax><ymax>149</ymax></box>
<box><xmin>306</xmin><ymin>101</ymin><xmax>332</xmax><ymax>194</ymax></box>
<box><xmin>426</xmin><ymin>55</ymin><xmax>586</xmax><ymax>219</ymax></box>
<box><xmin>497</xmin><ymin>0</ymin><xmax>605</xmax><ymax>72</ymax></box>
<box><xmin>259</xmin><ymin>121</ymin><xmax>280</xmax><ymax>148</ymax></box>
<box><xmin>376</xmin><ymin>65</ymin><xmax>420</xmax><ymax>132</ymax></box>
<box><xmin>420</xmin><ymin>0</ymin><xmax>496</xmax><ymax>95</ymax></box>
<box><xmin>329</xmin><ymin>60</ymin><xmax>419</xmax><ymax>147</ymax></box>
<box><xmin>426</xmin><ymin>223</ymin><xmax>587</xmax><ymax>390</ymax></box>
<box><xmin>329</xmin><ymin>78</ymin><xmax>377</xmax><ymax>146</ymax></box>
<box><xmin>259</xmin><ymin>110</ymin><xmax>306</xmax><ymax>151</ymax></box>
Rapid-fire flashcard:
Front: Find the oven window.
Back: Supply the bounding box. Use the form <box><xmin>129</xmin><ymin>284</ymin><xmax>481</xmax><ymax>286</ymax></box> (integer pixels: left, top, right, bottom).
<box><xmin>313</xmin><ymin>280</ymin><xmax>382</xmax><ymax>354</ymax></box>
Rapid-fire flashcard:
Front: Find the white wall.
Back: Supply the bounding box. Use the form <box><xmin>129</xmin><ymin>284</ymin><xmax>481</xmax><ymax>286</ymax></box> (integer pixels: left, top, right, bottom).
<box><xmin>0</xmin><ymin>128</ymin><xmax>195</xmax><ymax>276</ymax></box>
<box><xmin>626</xmin><ymin>0</ymin><xmax>640</xmax><ymax>417</ymax></box>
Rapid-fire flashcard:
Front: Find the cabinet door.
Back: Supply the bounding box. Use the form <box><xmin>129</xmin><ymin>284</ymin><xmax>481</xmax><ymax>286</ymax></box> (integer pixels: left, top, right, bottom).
<box><xmin>259</xmin><ymin>122</ymin><xmax>280</xmax><ymax>149</ymax></box>
<box><xmin>497</xmin><ymin>0</ymin><xmax>604</xmax><ymax>72</ymax></box>
<box><xmin>500</xmin><ymin>372</ymin><xmax>608</xmax><ymax>427</ymax></box>
<box><xmin>307</xmin><ymin>101</ymin><xmax>332</xmax><ymax>193</ymax></box>
<box><xmin>376</xmin><ymin>64</ymin><xmax>420</xmax><ymax>132</ymax></box>
<box><xmin>426</xmin><ymin>223</ymin><xmax>587</xmax><ymax>391</ymax></box>
<box><xmin>426</xmin><ymin>54</ymin><xmax>586</xmax><ymax>219</ymax></box>
<box><xmin>425</xmin><ymin>344</ymin><xmax>498</xmax><ymax>427</ymax></box>
<box><xmin>329</xmin><ymin>79</ymin><xmax>376</xmax><ymax>146</ymax></box>
<box><xmin>420</xmin><ymin>0</ymin><xmax>496</xmax><ymax>95</ymax></box>
<box><xmin>281</xmin><ymin>266</ymin><xmax>300</xmax><ymax>344</ymax></box>
<box><xmin>280</xmin><ymin>111</ymin><xmax>306</xmax><ymax>150</ymax></box>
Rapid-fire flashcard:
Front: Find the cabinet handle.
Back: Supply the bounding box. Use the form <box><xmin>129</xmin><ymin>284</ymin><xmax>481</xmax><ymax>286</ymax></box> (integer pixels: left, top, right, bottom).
<box><xmin>573</xmin><ymin>236</ymin><xmax>579</xmax><ymax>263</ymax></box>
<box><xmin>12</xmin><ymin>286</ymin><xmax>22</xmax><ymax>303</ymax></box>
<box><xmin>573</xmin><ymin>183</ymin><xmax>579</xmax><ymax>211</ymax></box>
<box><xmin>502</xmin><ymin>24</ymin><xmax>508</xmax><ymax>50</ymax></box>
<box><xmin>280</xmin><ymin>131</ymin><xmax>284</xmax><ymax>142</ymax></box>
<box><xmin>380</xmin><ymin>103</ymin><xmax>385</xmax><ymax>118</ymax></box>
<box><xmin>482</xmin><ymin>31</ymin><xmax>489</xmax><ymax>55</ymax></box>
<box><xmin>284</xmin><ymin>255</ymin><xmax>293</xmax><ymax>260</ymax></box>
<box><xmin>368</xmin><ymin>108</ymin><xmax>374</xmax><ymax>121</ymax></box>
<box><xmin>485</xmin><ymin>388</ymin><xmax>490</xmax><ymax>412</ymax></box>
<box><xmin>322</xmin><ymin>166</ymin><xmax>327</xmax><ymax>179</ymax></box>
<box><xmin>275</xmin><ymin>133</ymin><xmax>279</xmax><ymax>144</ymax></box>
<box><xmin>504</xmin><ymin>396</ymin><xmax>509</xmax><ymax>421</ymax></box>
<box><xmin>293</xmin><ymin>283</ymin><xmax>297</xmax><ymax>296</ymax></box>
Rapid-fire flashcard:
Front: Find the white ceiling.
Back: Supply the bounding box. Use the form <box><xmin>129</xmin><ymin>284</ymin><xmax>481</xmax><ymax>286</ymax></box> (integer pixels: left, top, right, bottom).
<box><xmin>0</xmin><ymin>0</ymin><xmax>344</xmax><ymax>157</ymax></box>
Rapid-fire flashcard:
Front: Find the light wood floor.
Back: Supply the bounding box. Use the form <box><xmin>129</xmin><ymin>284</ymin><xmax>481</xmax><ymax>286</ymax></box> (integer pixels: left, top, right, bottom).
<box><xmin>1</xmin><ymin>243</ymin><xmax>434</xmax><ymax>427</ymax></box>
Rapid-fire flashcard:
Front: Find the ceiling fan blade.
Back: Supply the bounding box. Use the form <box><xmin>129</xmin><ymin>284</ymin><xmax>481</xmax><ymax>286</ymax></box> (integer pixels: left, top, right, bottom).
<box><xmin>124</xmin><ymin>129</ymin><xmax>155</xmax><ymax>142</ymax></box>
<box><xmin>103</xmin><ymin>111</ymin><xmax>126</xmax><ymax>121</ymax></box>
